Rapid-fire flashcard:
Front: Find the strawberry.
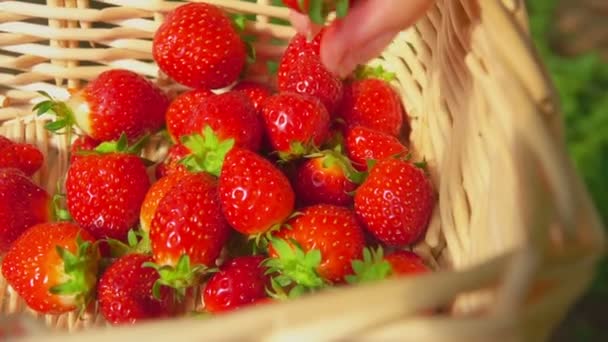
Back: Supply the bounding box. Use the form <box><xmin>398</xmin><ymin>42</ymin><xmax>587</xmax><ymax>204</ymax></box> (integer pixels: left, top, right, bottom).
<box><xmin>282</xmin><ymin>0</ymin><xmax>356</xmax><ymax>24</ymax></box>
<box><xmin>165</xmin><ymin>89</ymin><xmax>213</xmax><ymax>143</ymax></box>
<box><xmin>140</xmin><ymin>172</ymin><xmax>187</xmax><ymax>234</ymax></box>
<box><xmin>0</xmin><ymin>168</ymin><xmax>50</xmax><ymax>253</ymax></box>
<box><xmin>345</xmin><ymin>125</ymin><xmax>408</xmax><ymax>171</ymax></box>
<box><xmin>278</xmin><ymin>31</ymin><xmax>323</xmax><ymax>84</ymax></box>
<box><xmin>153</xmin><ymin>3</ymin><xmax>246</xmax><ymax>89</ymax></box>
<box><xmin>354</xmin><ymin>158</ymin><xmax>434</xmax><ymax>247</ymax></box>
<box><xmin>278</xmin><ymin>33</ymin><xmax>343</xmax><ymax>114</ymax></box>
<box><xmin>268</xmin><ymin>204</ymin><xmax>365</xmax><ymax>286</ymax></box>
<box><xmin>385</xmin><ymin>250</ymin><xmax>429</xmax><ymax>275</ymax></box>
<box><xmin>98</xmin><ymin>253</ymin><xmax>174</xmax><ymax>325</ymax></box>
<box><xmin>35</xmin><ymin>69</ymin><xmax>169</xmax><ymax>142</ymax></box>
<box><xmin>232</xmin><ymin>81</ymin><xmax>273</xmax><ymax>112</ymax></box>
<box><xmin>185</xmin><ymin>92</ymin><xmax>263</xmax><ymax>152</ymax></box>
<box><xmin>148</xmin><ymin>172</ymin><xmax>230</xmax><ymax>295</ymax></box>
<box><xmin>155</xmin><ymin>143</ymin><xmax>190</xmax><ymax>180</ymax></box>
<box><xmin>294</xmin><ymin>148</ymin><xmax>364</xmax><ymax>207</ymax></box>
<box><xmin>345</xmin><ymin>247</ymin><xmax>429</xmax><ymax>284</ymax></box>
<box><xmin>69</xmin><ymin>135</ymin><xmax>100</xmax><ymax>164</ymax></box>
<box><xmin>278</xmin><ymin>54</ymin><xmax>343</xmax><ymax>115</ymax></box>
<box><xmin>338</xmin><ymin>66</ymin><xmax>405</xmax><ymax>136</ymax></box>
<box><xmin>218</xmin><ymin>148</ymin><xmax>295</xmax><ymax>235</ymax></box>
<box><xmin>202</xmin><ymin>256</ymin><xmax>270</xmax><ymax>313</ymax></box>
<box><xmin>66</xmin><ymin>135</ymin><xmax>151</xmax><ymax>241</ymax></box>
<box><xmin>1</xmin><ymin>222</ymin><xmax>99</xmax><ymax>314</ymax></box>
<box><xmin>0</xmin><ymin>136</ymin><xmax>44</xmax><ymax>176</ymax></box>
<box><xmin>260</xmin><ymin>92</ymin><xmax>330</xmax><ymax>159</ymax></box>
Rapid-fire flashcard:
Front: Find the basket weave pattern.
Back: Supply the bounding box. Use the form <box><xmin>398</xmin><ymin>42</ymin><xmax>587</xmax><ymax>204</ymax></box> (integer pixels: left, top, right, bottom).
<box><xmin>0</xmin><ymin>0</ymin><xmax>605</xmax><ymax>340</ymax></box>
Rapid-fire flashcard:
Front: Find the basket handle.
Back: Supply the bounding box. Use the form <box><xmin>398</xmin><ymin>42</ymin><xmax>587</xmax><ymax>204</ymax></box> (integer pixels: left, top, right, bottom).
<box><xmin>500</xmin><ymin>0</ymin><xmax>530</xmax><ymax>33</ymax></box>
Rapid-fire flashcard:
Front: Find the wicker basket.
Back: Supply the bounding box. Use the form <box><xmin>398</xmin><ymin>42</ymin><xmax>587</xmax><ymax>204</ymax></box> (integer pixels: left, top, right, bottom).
<box><xmin>0</xmin><ymin>0</ymin><xmax>605</xmax><ymax>341</ymax></box>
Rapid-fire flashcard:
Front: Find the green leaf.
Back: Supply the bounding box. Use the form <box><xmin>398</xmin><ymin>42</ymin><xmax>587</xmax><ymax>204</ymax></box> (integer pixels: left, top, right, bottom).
<box><xmin>231</xmin><ymin>13</ymin><xmax>247</xmax><ymax>32</ymax></box>
<box><xmin>44</xmin><ymin>119</ymin><xmax>68</xmax><ymax>132</ymax></box>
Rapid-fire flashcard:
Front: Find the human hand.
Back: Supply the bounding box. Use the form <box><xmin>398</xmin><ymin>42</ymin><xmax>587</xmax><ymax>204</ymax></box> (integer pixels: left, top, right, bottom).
<box><xmin>288</xmin><ymin>0</ymin><xmax>434</xmax><ymax>78</ymax></box>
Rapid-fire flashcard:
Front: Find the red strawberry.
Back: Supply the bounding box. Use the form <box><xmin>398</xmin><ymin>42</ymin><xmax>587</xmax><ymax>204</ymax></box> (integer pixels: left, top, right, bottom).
<box><xmin>148</xmin><ymin>173</ymin><xmax>230</xmax><ymax>294</ymax></box>
<box><xmin>153</xmin><ymin>3</ymin><xmax>246</xmax><ymax>89</ymax></box>
<box><xmin>282</xmin><ymin>0</ymin><xmax>356</xmax><ymax>24</ymax></box>
<box><xmin>354</xmin><ymin>158</ymin><xmax>434</xmax><ymax>246</ymax></box>
<box><xmin>0</xmin><ymin>168</ymin><xmax>50</xmax><ymax>253</ymax></box>
<box><xmin>345</xmin><ymin>247</ymin><xmax>428</xmax><ymax>284</ymax></box>
<box><xmin>155</xmin><ymin>143</ymin><xmax>190</xmax><ymax>180</ymax></box>
<box><xmin>203</xmin><ymin>256</ymin><xmax>269</xmax><ymax>313</ymax></box>
<box><xmin>279</xmin><ymin>53</ymin><xmax>343</xmax><ymax>115</ymax></box>
<box><xmin>70</xmin><ymin>135</ymin><xmax>101</xmax><ymax>164</ymax></box>
<box><xmin>36</xmin><ymin>69</ymin><xmax>169</xmax><ymax>142</ymax></box>
<box><xmin>186</xmin><ymin>92</ymin><xmax>263</xmax><ymax>152</ymax></box>
<box><xmin>232</xmin><ymin>81</ymin><xmax>273</xmax><ymax>112</ymax></box>
<box><xmin>98</xmin><ymin>253</ymin><xmax>174</xmax><ymax>325</ymax></box>
<box><xmin>277</xmin><ymin>31</ymin><xmax>343</xmax><ymax>114</ymax></box>
<box><xmin>66</xmin><ymin>136</ymin><xmax>151</xmax><ymax>241</ymax></box>
<box><xmin>385</xmin><ymin>250</ymin><xmax>429</xmax><ymax>275</ymax></box>
<box><xmin>0</xmin><ymin>136</ymin><xmax>44</xmax><ymax>176</ymax></box>
<box><xmin>338</xmin><ymin>68</ymin><xmax>405</xmax><ymax>136</ymax></box>
<box><xmin>268</xmin><ymin>204</ymin><xmax>366</xmax><ymax>285</ymax></box>
<box><xmin>219</xmin><ymin>148</ymin><xmax>295</xmax><ymax>235</ymax></box>
<box><xmin>345</xmin><ymin>125</ymin><xmax>408</xmax><ymax>171</ymax></box>
<box><xmin>260</xmin><ymin>92</ymin><xmax>330</xmax><ymax>159</ymax></box>
<box><xmin>1</xmin><ymin>222</ymin><xmax>99</xmax><ymax>314</ymax></box>
<box><xmin>294</xmin><ymin>148</ymin><xmax>363</xmax><ymax>207</ymax></box>
<box><xmin>165</xmin><ymin>89</ymin><xmax>213</xmax><ymax>142</ymax></box>
<box><xmin>140</xmin><ymin>172</ymin><xmax>187</xmax><ymax>234</ymax></box>
<box><xmin>278</xmin><ymin>32</ymin><xmax>323</xmax><ymax>83</ymax></box>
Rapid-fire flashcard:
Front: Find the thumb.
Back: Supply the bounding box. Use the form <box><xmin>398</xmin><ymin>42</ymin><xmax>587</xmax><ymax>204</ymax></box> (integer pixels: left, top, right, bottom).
<box><xmin>320</xmin><ymin>0</ymin><xmax>434</xmax><ymax>77</ymax></box>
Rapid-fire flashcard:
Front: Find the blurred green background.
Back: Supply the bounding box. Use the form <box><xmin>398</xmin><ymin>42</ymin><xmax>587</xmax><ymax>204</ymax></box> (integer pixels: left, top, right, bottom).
<box><xmin>527</xmin><ymin>1</ymin><xmax>607</xmax><ymax>341</ymax></box>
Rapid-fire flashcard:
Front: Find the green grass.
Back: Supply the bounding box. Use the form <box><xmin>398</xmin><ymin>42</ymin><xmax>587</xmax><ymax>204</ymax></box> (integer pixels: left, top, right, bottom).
<box><xmin>527</xmin><ymin>1</ymin><xmax>608</xmax><ymax>340</ymax></box>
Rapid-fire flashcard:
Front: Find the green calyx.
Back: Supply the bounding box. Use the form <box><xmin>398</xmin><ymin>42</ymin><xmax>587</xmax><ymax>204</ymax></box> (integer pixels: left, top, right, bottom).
<box><xmin>263</xmin><ymin>238</ymin><xmax>326</xmax><ymax>299</ymax></box>
<box><xmin>33</xmin><ymin>91</ymin><xmax>76</xmax><ymax>135</ymax></box>
<box><xmin>230</xmin><ymin>13</ymin><xmax>257</xmax><ymax>64</ymax></box>
<box><xmin>354</xmin><ymin>65</ymin><xmax>397</xmax><ymax>82</ymax></box>
<box><xmin>52</xmin><ymin>186</ymin><xmax>72</xmax><ymax>222</ymax></box>
<box><xmin>106</xmin><ymin>228</ymin><xmax>152</xmax><ymax>258</ymax></box>
<box><xmin>179</xmin><ymin>125</ymin><xmax>235</xmax><ymax>177</ymax></box>
<box><xmin>49</xmin><ymin>234</ymin><xmax>100</xmax><ymax>315</ymax></box>
<box><xmin>143</xmin><ymin>254</ymin><xmax>212</xmax><ymax>302</ymax></box>
<box><xmin>92</xmin><ymin>132</ymin><xmax>149</xmax><ymax>155</ymax></box>
<box><xmin>306</xmin><ymin>144</ymin><xmax>367</xmax><ymax>185</ymax></box>
<box><xmin>278</xmin><ymin>141</ymin><xmax>312</xmax><ymax>162</ymax></box>
<box><xmin>345</xmin><ymin>247</ymin><xmax>393</xmax><ymax>285</ymax></box>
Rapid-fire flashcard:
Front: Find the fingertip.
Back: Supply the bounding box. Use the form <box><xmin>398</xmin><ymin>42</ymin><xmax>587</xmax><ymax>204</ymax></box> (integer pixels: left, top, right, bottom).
<box><xmin>288</xmin><ymin>10</ymin><xmax>312</xmax><ymax>34</ymax></box>
<box><xmin>320</xmin><ymin>22</ymin><xmax>348</xmax><ymax>77</ymax></box>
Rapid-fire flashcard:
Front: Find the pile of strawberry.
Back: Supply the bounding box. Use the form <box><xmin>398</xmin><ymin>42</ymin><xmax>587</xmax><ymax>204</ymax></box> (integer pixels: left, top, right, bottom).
<box><xmin>0</xmin><ymin>2</ymin><xmax>436</xmax><ymax>326</ymax></box>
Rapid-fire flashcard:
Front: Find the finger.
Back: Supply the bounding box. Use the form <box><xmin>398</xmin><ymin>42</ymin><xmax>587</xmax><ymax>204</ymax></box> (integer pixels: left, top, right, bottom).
<box><xmin>320</xmin><ymin>0</ymin><xmax>434</xmax><ymax>76</ymax></box>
